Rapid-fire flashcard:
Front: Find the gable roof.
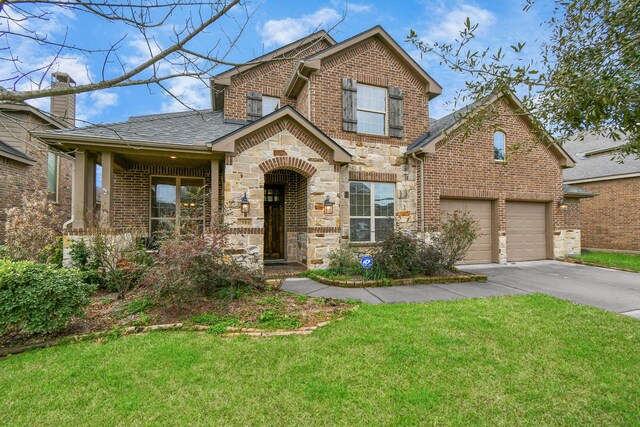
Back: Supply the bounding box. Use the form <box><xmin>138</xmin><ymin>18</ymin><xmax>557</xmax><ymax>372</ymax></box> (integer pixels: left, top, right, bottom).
<box><xmin>407</xmin><ymin>92</ymin><xmax>575</xmax><ymax>168</ymax></box>
<box><xmin>285</xmin><ymin>26</ymin><xmax>442</xmax><ymax>99</ymax></box>
<box><xmin>211</xmin><ymin>105</ymin><xmax>352</xmax><ymax>163</ymax></box>
<box><xmin>35</xmin><ymin>109</ymin><xmax>245</xmax><ymax>151</ymax></box>
<box><xmin>211</xmin><ymin>30</ymin><xmax>336</xmax><ymax>87</ymax></box>
<box><xmin>0</xmin><ymin>102</ymin><xmax>69</xmax><ymax>129</ymax></box>
<box><xmin>0</xmin><ymin>139</ymin><xmax>35</xmax><ymax>164</ymax></box>
<box><xmin>563</xmin><ymin>132</ymin><xmax>640</xmax><ymax>183</ymax></box>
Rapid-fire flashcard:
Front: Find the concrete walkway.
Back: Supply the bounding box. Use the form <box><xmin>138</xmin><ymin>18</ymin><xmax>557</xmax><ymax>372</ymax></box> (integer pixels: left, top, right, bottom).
<box><xmin>281</xmin><ymin>260</ymin><xmax>640</xmax><ymax>317</ymax></box>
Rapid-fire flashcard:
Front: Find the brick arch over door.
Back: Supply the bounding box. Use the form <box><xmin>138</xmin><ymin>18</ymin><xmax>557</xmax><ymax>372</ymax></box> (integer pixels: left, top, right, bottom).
<box><xmin>258</xmin><ymin>157</ymin><xmax>317</xmax><ymax>177</ymax></box>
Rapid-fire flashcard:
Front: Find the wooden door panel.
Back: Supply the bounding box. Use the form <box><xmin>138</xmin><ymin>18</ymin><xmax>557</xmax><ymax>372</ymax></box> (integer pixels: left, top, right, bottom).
<box><xmin>264</xmin><ymin>185</ymin><xmax>285</xmax><ymax>261</ymax></box>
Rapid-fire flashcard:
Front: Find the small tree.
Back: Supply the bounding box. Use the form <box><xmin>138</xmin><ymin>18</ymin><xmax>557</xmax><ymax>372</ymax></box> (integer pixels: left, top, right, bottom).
<box><xmin>4</xmin><ymin>190</ymin><xmax>63</xmax><ymax>263</ymax></box>
<box><xmin>432</xmin><ymin>210</ymin><xmax>481</xmax><ymax>269</ymax></box>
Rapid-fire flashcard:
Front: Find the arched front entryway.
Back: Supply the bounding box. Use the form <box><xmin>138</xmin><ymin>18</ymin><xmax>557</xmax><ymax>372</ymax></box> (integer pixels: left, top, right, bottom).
<box><xmin>260</xmin><ymin>157</ymin><xmax>316</xmax><ymax>265</ymax></box>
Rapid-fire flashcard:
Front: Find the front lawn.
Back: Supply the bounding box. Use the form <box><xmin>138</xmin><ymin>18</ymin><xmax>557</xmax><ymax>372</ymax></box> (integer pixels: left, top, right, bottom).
<box><xmin>575</xmin><ymin>251</ymin><xmax>640</xmax><ymax>272</ymax></box>
<box><xmin>2</xmin><ymin>294</ymin><xmax>640</xmax><ymax>425</ymax></box>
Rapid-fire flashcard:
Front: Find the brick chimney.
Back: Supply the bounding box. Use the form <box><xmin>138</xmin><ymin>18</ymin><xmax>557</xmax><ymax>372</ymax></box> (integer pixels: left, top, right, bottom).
<box><xmin>50</xmin><ymin>72</ymin><xmax>76</xmax><ymax>127</ymax></box>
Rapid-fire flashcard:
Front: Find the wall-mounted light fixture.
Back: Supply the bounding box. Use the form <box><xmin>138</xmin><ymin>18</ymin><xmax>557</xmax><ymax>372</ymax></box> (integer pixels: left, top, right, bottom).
<box><xmin>240</xmin><ymin>192</ymin><xmax>250</xmax><ymax>216</ymax></box>
<box><xmin>557</xmin><ymin>198</ymin><xmax>568</xmax><ymax>209</ymax></box>
<box><xmin>323</xmin><ymin>195</ymin><xmax>335</xmax><ymax>215</ymax></box>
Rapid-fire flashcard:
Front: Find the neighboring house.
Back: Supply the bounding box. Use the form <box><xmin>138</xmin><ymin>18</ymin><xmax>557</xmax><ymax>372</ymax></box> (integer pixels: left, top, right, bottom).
<box><xmin>37</xmin><ymin>26</ymin><xmax>581</xmax><ymax>269</ymax></box>
<box><xmin>563</xmin><ymin>133</ymin><xmax>640</xmax><ymax>252</ymax></box>
<box><xmin>0</xmin><ymin>72</ymin><xmax>75</xmax><ymax>242</ymax></box>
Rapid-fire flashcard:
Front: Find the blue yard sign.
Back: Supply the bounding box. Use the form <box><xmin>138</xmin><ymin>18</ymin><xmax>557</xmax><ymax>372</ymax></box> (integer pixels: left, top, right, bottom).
<box><xmin>360</xmin><ymin>256</ymin><xmax>374</xmax><ymax>269</ymax></box>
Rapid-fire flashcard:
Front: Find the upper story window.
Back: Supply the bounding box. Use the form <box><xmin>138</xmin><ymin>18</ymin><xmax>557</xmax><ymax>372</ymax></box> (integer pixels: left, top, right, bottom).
<box><xmin>356</xmin><ymin>84</ymin><xmax>387</xmax><ymax>135</ymax></box>
<box><xmin>262</xmin><ymin>96</ymin><xmax>280</xmax><ymax>116</ymax></box>
<box><xmin>47</xmin><ymin>152</ymin><xmax>59</xmax><ymax>202</ymax></box>
<box><xmin>494</xmin><ymin>131</ymin><xmax>506</xmax><ymax>161</ymax></box>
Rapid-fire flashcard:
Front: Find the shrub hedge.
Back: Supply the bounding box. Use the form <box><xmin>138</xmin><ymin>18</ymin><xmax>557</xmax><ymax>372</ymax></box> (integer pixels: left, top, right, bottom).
<box><xmin>0</xmin><ymin>260</ymin><xmax>94</xmax><ymax>335</ymax></box>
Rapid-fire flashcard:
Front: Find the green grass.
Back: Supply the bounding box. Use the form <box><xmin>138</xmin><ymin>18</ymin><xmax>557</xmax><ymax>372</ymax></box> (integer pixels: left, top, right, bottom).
<box><xmin>2</xmin><ymin>294</ymin><xmax>640</xmax><ymax>425</ymax></box>
<box><xmin>576</xmin><ymin>251</ymin><xmax>640</xmax><ymax>272</ymax></box>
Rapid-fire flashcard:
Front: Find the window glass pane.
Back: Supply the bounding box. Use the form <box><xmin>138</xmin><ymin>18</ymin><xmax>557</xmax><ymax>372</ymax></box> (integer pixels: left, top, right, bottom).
<box><xmin>494</xmin><ymin>132</ymin><xmax>505</xmax><ymax>160</ymax></box>
<box><xmin>180</xmin><ymin>179</ymin><xmax>205</xmax><ymax>219</ymax></box>
<box><xmin>357</xmin><ymin>110</ymin><xmax>385</xmax><ymax>135</ymax></box>
<box><xmin>151</xmin><ymin>218</ymin><xmax>176</xmax><ymax>239</ymax></box>
<box><xmin>374</xmin><ymin>183</ymin><xmax>395</xmax><ymax>217</ymax></box>
<box><xmin>262</xmin><ymin>96</ymin><xmax>280</xmax><ymax>116</ymax></box>
<box><xmin>151</xmin><ymin>177</ymin><xmax>176</xmax><ymax>218</ymax></box>
<box><xmin>47</xmin><ymin>152</ymin><xmax>58</xmax><ymax>201</ymax></box>
<box><xmin>375</xmin><ymin>218</ymin><xmax>394</xmax><ymax>242</ymax></box>
<box><xmin>350</xmin><ymin>218</ymin><xmax>371</xmax><ymax>242</ymax></box>
<box><xmin>349</xmin><ymin>182</ymin><xmax>371</xmax><ymax>216</ymax></box>
<box><xmin>357</xmin><ymin>84</ymin><xmax>386</xmax><ymax>112</ymax></box>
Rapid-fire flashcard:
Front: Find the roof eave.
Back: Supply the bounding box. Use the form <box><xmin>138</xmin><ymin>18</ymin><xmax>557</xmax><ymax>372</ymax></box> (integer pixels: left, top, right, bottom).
<box><xmin>0</xmin><ymin>150</ymin><xmax>36</xmax><ymax>165</ymax></box>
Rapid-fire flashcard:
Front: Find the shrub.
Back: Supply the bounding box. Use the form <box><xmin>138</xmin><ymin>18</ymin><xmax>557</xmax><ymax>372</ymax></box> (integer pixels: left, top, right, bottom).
<box><xmin>328</xmin><ymin>248</ymin><xmax>360</xmax><ymax>275</ymax></box>
<box><xmin>371</xmin><ymin>231</ymin><xmax>443</xmax><ymax>279</ymax></box>
<box><xmin>432</xmin><ymin>210</ymin><xmax>481</xmax><ymax>269</ymax></box>
<box><xmin>144</xmin><ymin>229</ymin><xmax>262</xmax><ymax>305</ymax></box>
<box><xmin>70</xmin><ymin>231</ymin><xmax>151</xmax><ymax>298</ymax></box>
<box><xmin>0</xmin><ymin>259</ymin><xmax>94</xmax><ymax>334</ymax></box>
<box><xmin>4</xmin><ymin>190</ymin><xmax>63</xmax><ymax>264</ymax></box>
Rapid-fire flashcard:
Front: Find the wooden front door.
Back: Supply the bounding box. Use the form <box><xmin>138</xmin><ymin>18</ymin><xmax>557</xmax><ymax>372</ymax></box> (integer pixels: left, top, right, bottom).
<box><xmin>264</xmin><ymin>185</ymin><xmax>285</xmax><ymax>262</ymax></box>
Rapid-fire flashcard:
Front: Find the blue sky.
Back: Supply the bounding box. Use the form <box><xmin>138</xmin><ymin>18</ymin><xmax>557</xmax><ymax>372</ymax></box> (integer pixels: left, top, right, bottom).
<box><xmin>2</xmin><ymin>0</ymin><xmax>554</xmax><ymax>125</ymax></box>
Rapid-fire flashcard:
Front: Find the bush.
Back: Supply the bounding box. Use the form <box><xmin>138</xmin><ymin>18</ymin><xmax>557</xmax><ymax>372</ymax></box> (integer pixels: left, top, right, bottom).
<box><xmin>0</xmin><ymin>259</ymin><xmax>94</xmax><ymax>334</ymax></box>
<box><xmin>70</xmin><ymin>232</ymin><xmax>151</xmax><ymax>298</ymax></box>
<box><xmin>433</xmin><ymin>210</ymin><xmax>481</xmax><ymax>269</ymax></box>
<box><xmin>371</xmin><ymin>232</ymin><xmax>443</xmax><ymax>279</ymax></box>
<box><xmin>144</xmin><ymin>229</ymin><xmax>262</xmax><ymax>305</ymax></box>
<box><xmin>4</xmin><ymin>190</ymin><xmax>63</xmax><ymax>264</ymax></box>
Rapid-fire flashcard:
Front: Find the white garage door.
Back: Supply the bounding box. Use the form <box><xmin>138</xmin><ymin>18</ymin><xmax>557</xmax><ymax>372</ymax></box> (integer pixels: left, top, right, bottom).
<box><xmin>441</xmin><ymin>199</ymin><xmax>493</xmax><ymax>264</ymax></box>
<box><xmin>506</xmin><ymin>202</ymin><xmax>548</xmax><ymax>261</ymax></box>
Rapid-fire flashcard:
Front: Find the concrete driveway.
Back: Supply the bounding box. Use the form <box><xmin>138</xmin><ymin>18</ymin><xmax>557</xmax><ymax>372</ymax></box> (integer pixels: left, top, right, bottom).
<box><xmin>281</xmin><ymin>261</ymin><xmax>640</xmax><ymax>318</ymax></box>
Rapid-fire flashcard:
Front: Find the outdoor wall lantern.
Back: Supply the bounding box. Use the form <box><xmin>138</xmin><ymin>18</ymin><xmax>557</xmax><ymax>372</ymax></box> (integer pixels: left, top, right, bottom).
<box><xmin>557</xmin><ymin>198</ymin><xmax>568</xmax><ymax>209</ymax></box>
<box><xmin>240</xmin><ymin>192</ymin><xmax>250</xmax><ymax>216</ymax></box>
<box><xmin>324</xmin><ymin>195</ymin><xmax>335</xmax><ymax>215</ymax></box>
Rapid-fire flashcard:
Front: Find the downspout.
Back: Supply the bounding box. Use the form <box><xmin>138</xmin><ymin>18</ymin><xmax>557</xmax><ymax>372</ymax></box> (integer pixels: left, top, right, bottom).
<box><xmin>296</xmin><ymin>68</ymin><xmax>311</xmax><ymax>120</ymax></box>
<box><xmin>411</xmin><ymin>152</ymin><xmax>425</xmax><ymax>240</ymax></box>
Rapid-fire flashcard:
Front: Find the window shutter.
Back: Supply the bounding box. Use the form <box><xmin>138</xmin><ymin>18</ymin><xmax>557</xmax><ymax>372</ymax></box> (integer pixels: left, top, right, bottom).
<box><xmin>342</xmin><ymin>78</ymin><xmax>357</xmax><ymax>132</ymax></box>
<box><xmin>246</xmin><ymin>91</ymin><xmax>262</xmax><ymax>121</ymax></box>
<box><xmin>388</xmin><ymin>86</ymin><xmax>404</xmax><ymax>137</ymax></box>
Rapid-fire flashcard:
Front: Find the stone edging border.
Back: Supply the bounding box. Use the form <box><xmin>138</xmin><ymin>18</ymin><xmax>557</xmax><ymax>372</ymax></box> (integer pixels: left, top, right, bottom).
<box><xmin>0</xmin><ymin>315</ymin><xmax>350</xmax><ymax>358</ymax></box>
<box><xmin>307</xmin><ymin>272</ymin><xmax>487</xmax><ymax>288</ymax></box>
<box><xmin>562</xmin><ymin>257</ymin><xmax>638</xmax><ymax>273</ymax></box>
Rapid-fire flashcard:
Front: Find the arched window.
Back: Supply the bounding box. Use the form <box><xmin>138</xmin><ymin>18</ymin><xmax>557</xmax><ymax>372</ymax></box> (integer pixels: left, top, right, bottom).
<box><xmin>494</xmin><ymin>131</ymin><xmax>505</xmax><ymax>161</ymax></box>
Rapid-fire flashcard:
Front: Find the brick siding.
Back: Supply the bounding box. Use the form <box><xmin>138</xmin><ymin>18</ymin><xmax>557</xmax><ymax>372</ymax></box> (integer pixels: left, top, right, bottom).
<box><xmin>575</xmin><ymin>177</ymin><xmax>640</xmax><ymax>251</ymax></box>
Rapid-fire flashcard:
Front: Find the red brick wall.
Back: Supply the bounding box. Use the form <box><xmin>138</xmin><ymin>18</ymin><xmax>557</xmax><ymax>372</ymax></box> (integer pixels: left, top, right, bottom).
<box><xmin>422</xmin><ymin>100</ymin><xmax>565</xmax><ymax>232</ymax></box>
<box><xmin>0</xmin><ymin>113</ymin><xmax>72</xmax><ymax>242</ymax></box>
<box><xmin>576</xmin><ymin>177</ymin><xmax>640</xmax><ymax>251</ymax></box>
<box><xmin>309</xmin><ymin>38</ymin><xmax>431</xmax><ymax>146</ymax></box>
<box><xmin>564</xmin><ymin>198</ymin><xmax>581</xmax><ymax>229</ymax></box>
<box><xmin>224</xmin><ymin>39</ymin><xmax>332</xmax><ymax>121</ymax></box>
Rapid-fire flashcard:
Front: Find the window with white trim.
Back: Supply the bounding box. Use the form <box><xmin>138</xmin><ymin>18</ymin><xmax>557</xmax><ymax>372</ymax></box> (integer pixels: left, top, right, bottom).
<box><xmin>356</xmin><ymin>84</ymin><xmax>386</xmax><ymax>135</ymax></box>
<box><xmin>349</xmin><ymin>182</ymin><xmax>395</xmax><ymax>242</ymax></box>
<box><xmin>494</xmin><ymin>131</ymin><xmax>506</xmax><ymax>161</ymax></box>
<box><xmin>262</xmin><ymin>96</ymin><xmax>280</xmax><ymax>116</ymax></box>
<box><xmin>150</xmin><ymin>176</ymin><xmax>205</xmax><ymax>239</ymax></box>
<box><xmin>47</xmin><ymin>151</ymin><xmax>59</xmax><ymax>202</ymax></box>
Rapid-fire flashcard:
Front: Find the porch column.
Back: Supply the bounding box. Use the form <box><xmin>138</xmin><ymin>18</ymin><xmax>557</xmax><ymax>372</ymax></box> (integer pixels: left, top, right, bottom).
<box><xmin>72</xmin><ymin>151</ymin><xmax>87</xmax><ymax>229</ymax></box>
<box><xmin>100</xmin><ymin>151</ymin><xmax>114</xmax><ymax>226</ymax></box>
<box><xmin>211</xmin><ymin>159</ymin><xmax>219</xmax><ymax>226</ymax></box>
<box><xmin>85</xmin><ymin>153</ymin><xmax>96</xmax><ymax>220</ymax></box>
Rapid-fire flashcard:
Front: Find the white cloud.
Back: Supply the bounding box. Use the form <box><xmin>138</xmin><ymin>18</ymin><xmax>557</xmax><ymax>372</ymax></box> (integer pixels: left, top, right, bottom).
<box><xmin>260</xmin><ymin>8</ymin><xmax>342</xmax><ymax>47</ymax></box>
<box><xmin>76</xmin><ymin>91</ymin><xmax>119</xmax><ymax>124</ymax></box>
<box><xmin>426</xmin><ymin>4</ymin><xmax>495</xmax><ymax>43</ymax></box>
<box><xmin>160</xmin><ymin>76</ymin><xmax>210</xmax><ymax>113</ymax></box>
<box><xmin>347</xmin><ymin>3</ymin><xmax>372</xmax><ymax>13</ymax></box>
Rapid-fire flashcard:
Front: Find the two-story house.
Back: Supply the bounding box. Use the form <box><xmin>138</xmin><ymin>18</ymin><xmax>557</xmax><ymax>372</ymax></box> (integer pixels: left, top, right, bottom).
<box><xmin>0</xmin><ymin>72</ymin><xmax>75</xmax><ymax>242</ymax></box>
<box><xmin>37</xmin><ymin>26</ymin><xmax>581</xmax><ymax>270</ymax></box>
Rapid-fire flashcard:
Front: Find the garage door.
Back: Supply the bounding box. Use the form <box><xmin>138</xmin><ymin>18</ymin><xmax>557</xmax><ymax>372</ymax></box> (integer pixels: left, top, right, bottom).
<box><xmin>506</xmin><ymin>202</ymin><xmax>547</xmax><ymax>261</ymax></box>
<box><xmin>441</xmin><ymin>199</ymin><xmax>493</xmax><ymax>264</ymax></box>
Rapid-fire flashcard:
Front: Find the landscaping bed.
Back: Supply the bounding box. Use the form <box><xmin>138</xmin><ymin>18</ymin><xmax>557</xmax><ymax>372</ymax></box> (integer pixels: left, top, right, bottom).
<box><xmin>565</xmin><ymin>251</ymin><xmax>640</xmax><ymax>273</ymax></box>
<box><xmin>299</xmin><ymin>268</ymin><xmax>486</xmax><ymax>288</ymax></box>
<box><xmin>0</xmin><ymin>289</ymin><xmax>354</xmax><ymax>350</ymax></box>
